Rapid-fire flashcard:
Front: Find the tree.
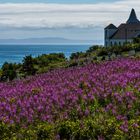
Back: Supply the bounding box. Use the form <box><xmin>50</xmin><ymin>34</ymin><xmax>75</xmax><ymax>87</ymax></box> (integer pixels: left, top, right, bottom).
<box><xmin>70</xmin><ymin>52</ymin><xmax>86</xmax><ymax>60</ymax></box>
<box><xmin>22</xmin><ymin>55</ymin><xmax>36</xmax><ymax>76</ymax></box>
<box><xmin>133</xmin><ymin>37</ymin><xmax>140</xmax><ymax>44</ymax></box>
<box><xmin>86</xmin><ymin>45</ymin><xmax>100</xmax><ymax>53</ymax></box>
<box><xmin>1</xmin><ymin>62</ymin><xmax>17</xmax><ymax>81</ymax></box>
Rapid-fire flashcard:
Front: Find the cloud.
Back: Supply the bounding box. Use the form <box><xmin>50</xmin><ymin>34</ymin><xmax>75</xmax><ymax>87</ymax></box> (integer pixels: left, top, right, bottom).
<box><xmin>0</xmin><ymin>0</ymin><xmax>140</xmax><ymax>41</ymax></box>
<box><xmin>0</xmin><ymin>0</ymin><xmax>139</xmax><ymax>29</ymax></box>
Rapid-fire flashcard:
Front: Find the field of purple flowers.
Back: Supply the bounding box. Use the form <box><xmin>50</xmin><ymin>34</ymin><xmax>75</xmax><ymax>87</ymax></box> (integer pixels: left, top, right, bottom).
<box><xmin>0</xmin><ymin>58</ymin><xmax>140</xmax><ymax>139</ymax></box>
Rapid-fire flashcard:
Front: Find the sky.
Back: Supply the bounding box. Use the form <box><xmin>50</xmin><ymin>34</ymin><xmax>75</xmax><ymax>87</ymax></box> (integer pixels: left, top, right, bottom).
<box><xmin>0</xmin><ymin>0</ymin><xmax>140</xmax><ymax>44</ymax></box>
<box><xmin>0</xmin><ymin>0</ymin><xmax>117</xmax><ymax>3</ymax></box>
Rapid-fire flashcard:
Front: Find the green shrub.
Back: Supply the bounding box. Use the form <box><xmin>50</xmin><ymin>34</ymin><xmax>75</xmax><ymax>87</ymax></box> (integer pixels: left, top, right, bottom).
<box><xmin>1</xmin><ymin>62</ymin><xmax>17</xmax><ymax>81</ymax></box>
<box><xmin>36</xmin><ymin>123</ymin><xmax>54</xmax><ymax>140</ymax></box>
<box><xmin>22</xmin><ymin>55</ymin><xmax>37</xmax><ymax>76</ymax></box>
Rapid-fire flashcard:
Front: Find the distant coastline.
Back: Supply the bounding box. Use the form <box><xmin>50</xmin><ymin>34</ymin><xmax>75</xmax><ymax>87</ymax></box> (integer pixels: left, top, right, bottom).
<box><xmin>0</xmin><ymin>44</ymin><xmax>91</xmax><ymax>67</ymax></box>
<box><xmin>0</xmin><ymin>37</ymin><xmax>103</xmax><ymax>45</ymax></box>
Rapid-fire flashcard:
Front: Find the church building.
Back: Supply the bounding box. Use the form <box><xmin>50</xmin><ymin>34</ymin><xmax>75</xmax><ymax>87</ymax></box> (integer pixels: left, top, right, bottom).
<box><xmin>105</xmin><ymin>9</ymin><xmax>140</xmax><ymax>47</ymax></box>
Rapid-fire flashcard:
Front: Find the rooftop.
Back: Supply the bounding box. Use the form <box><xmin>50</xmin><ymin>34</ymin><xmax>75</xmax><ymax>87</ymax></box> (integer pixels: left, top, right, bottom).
<box><xmin>126</xmin><ymin>9</ymin><xmax>140</xmax><ymax>24</ymax></box>
<box><xmin>110</xmin><ymin>23</ymin><xmax>140</xmax><ymax>39</ymax></box>
<box><xmin>105</xmin><ymin>24</ymin><xmax>117</xmax><ymax>29</ymax></box>
<box><xmin>108</xmin><ymin>9</ymin><xmax>140</xmax><ymax>39</ymax></box>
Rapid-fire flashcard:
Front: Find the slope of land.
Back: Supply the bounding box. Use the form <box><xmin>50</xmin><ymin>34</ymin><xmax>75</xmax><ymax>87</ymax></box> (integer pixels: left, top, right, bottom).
<box><xmin>0</xmin><ymin>58</ymin><xmax>140</xmax><ymax>139</ymax></box>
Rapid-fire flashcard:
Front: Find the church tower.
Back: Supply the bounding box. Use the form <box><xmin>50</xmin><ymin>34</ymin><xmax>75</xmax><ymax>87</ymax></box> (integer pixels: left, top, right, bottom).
<box><xmin>104</xmin><ymin>24</ymin><xmax>118</xmax><ymax>46</ymax></box>
<box><xmin>104</xmin><ymin>9</ymin><xmax>140</xmax><ymax>47</ymax></box>
<box><xmin>126</xmin><ymin>9</ymin><xmax>140</xmax><ymax>24</ymax></box>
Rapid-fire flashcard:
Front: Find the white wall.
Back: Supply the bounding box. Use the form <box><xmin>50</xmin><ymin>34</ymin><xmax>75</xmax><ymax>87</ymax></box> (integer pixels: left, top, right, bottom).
<box><xmin>105</xmin><ymin>29</ymin><xmax>117</xmax><ymax>39</ymax></box>
<box><xmin>105</xmin><ymin>39</ymin><xmax>133</xmax><ymax>47</ymax></box>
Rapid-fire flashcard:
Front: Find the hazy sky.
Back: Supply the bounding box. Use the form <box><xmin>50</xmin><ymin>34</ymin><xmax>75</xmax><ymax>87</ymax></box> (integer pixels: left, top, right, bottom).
<box><xmin>0</xmin><ymin>0</ymin><xmax>117</xmax><ymax>3</ymax></box>
<box><xmin>0</xmin><ymin>0</ymin><xmax>140</xmax><ymax>44</ymax></box>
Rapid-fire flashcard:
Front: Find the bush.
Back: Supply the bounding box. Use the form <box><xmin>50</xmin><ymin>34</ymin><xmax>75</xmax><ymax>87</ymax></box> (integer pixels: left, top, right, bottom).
<box><xmin>86</xmin><ymin>45</ymin><xmax>101</xmax><ymax>53</ymax></box>
<box><xmin>70</xmin><ymin>52</ymin><xmax>87</xmax><ymax>60</ymax></box>
<box><xmin>97</xmin><ymin>48</ymin><xmax>108</xmax><ymax>56</ymax></box>
<box><xmin>1</xmin><ymin>62</ymin><xmax>17</xmax><ymax>81</ymax></box>
<box><xmin>36</xmin><ymin>123</ymin><xmax>54</xmax><ymax>140</ymax></box>
<box><xmin>22</xmin><ymin>55</ymin><xmax>37</xmax><ymax>76</ymax></box>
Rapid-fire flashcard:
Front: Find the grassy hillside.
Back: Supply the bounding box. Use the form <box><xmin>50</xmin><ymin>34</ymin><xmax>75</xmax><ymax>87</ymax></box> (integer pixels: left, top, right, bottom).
<box><xmin>0</xmin><ymin>58</ymin><xmax>140</xmax><ymax>139</ymax></box>
<box><xmin>0</xmin><ymin>39</ymin><xmax>140</xmax><ymax>139</ymax></box>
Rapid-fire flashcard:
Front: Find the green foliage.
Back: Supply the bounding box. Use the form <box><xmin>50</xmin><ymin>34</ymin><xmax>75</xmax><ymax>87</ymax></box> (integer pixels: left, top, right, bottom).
<box><xmin>86</xmin><ymin>45</ymin><xmax>101</xmax><ymax>53</ymax></box>
<box><xmin>0</xmin><ymin>53</ymin><xmax>67</xmax><ymax>81</ymax></box>
<box><xmin>1</xmin><ymin>62</ymin><xmax>17</xmax><ymax>81</ymax></box>
<box><xmin>34</xmin><ymin>53</ymin><xmax>67</xmax><ymax>74</ymax></box>
<box><xmin>22</xmin><ymin>55</ymin><xmax>37</xmax><ymax>76</ymax></box>
<box><xmin>1</xmin><ymin>42</ymin><xmax>140</xmax><ymax>81</ymax></box>
<box><xmin>70</xmin><ymin>52</ymin><xmax>87</xmax><ymax>60</ymax></box>
<box><xmin>34</xmin><ymin>53</ymin><xmax>66</xmax><ymax>67</ymax></box>
<box><xmin>36</xmin><ymin>123</ymin><xmax>54</xmax><ymax>140</ymax></box>
<box><xmin>1</xmin><ymin>111</ymin><xmax>140</xmax><ymax>140</ymax></box>
<box><xmin>133</xmin><ymin>37</ymin><xmax>140</xmax><ymax>44</ymax></box>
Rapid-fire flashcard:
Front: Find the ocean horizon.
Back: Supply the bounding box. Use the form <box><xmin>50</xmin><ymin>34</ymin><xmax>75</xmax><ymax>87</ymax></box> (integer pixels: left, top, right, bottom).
<box><xmin>0</xmin><ymin>44</ymin><xmax>92</xmax><ymax>67</ymax></box>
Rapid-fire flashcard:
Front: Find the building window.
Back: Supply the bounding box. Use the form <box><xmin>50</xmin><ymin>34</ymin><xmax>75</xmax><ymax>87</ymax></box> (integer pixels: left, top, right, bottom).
<box><xmin>114</xmin><ymin>42</ymin><xmax>117</xmax><ymax>46</ymax></box>
<box><xmin>110</xmin><ymin>42</ymin><xmax>113</xmax><ymax>46</ymax></box>
<box><xmin>119</xmin><ymin>42</ymin><xmax>121</xmax><ymax>46</ymax></box>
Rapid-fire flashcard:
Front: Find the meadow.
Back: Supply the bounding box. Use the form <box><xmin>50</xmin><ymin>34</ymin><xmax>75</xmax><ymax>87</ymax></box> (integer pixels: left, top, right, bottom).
<box><xmin>0</xmin><ymin>58</ymin><xmax>140</xmax><ymax>139</ymax></box>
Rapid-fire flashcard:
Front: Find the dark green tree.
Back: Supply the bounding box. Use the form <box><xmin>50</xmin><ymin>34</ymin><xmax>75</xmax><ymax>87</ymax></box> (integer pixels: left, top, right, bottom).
<box><xmin>1</xmin><ymin>62</ymin><xmax>17</xmax><ymax>81</ymax></box>
<box><xmin>70</xmin><ymin>52</ymin><xmax>86</xmax><ymax>60</ymax></box>
<box><xmin>22</xmin><ymin>55</ymin><xmax>36</xmax><ymax>76</ymax></box>
<box><xmin>133</xmin><ymin>37</ymin><xmax>140</xmax><ymax>44</ymax></box>
<box><xmin>86</xmin><ymin>45</ymin><xmax>100</xmax><ymax>53</ymax></box>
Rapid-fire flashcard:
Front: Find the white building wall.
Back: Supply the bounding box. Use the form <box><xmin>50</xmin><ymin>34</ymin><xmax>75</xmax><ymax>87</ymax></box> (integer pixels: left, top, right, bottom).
<box><xmin>104</xmin><ymin>28</ymin><xmax>117</xmax><ymax>46</ymax></box>
<box><xmin>105</xmin><ymin>29</ymin><xmax>117</xmax><ymax>39</ymax></box>
<box><xmin>105</xmin><ymin>39</ymin><xmax>133</xmax><ymax>47</ymax></box>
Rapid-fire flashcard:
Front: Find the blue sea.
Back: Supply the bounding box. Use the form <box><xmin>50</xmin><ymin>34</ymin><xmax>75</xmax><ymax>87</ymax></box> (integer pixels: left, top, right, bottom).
<box><xmin>0</xmin><ymin>44</ymin><xmax>91</xmax><ymax>67</ymax></box>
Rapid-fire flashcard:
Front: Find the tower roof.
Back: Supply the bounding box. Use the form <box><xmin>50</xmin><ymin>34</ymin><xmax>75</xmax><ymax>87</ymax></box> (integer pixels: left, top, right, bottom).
<box><xmin>105</xmin><ymin>24</ymin><xmax>117</xmax><ymax>29</ymax></box>
<box><xmin>126</xmin><ymin>9</ymin><xmax>140</xmax><ymax>24</ymax></box>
